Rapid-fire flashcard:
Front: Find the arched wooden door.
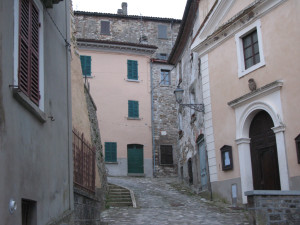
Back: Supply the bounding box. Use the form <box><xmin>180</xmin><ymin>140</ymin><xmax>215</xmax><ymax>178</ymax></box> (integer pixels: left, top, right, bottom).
<box><xmin>249</xmin><ymin>111</ymin><xmax>281</xmax><ymax>190</ymax></box>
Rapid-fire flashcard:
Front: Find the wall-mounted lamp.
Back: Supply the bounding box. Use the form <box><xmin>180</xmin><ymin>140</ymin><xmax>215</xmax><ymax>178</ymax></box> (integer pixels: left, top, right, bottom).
<box><xmin>174</xmin><ymin>85</ymin><xmax>204</xmax><ymax>112</ymax></box>
<box><xmin>220</xmin><ymin>145</ymin><xmax>233</xmax><ymax>171</ymax></box>
<box><xmin>9</xmin><ymin>199</ymin><xmax>17</xmax><ymax>214</ymax></box>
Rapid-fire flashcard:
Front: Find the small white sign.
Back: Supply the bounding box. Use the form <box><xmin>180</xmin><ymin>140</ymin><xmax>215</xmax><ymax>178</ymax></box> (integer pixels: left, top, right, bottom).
<box><xmin>161</xmin><ymin>131</ymin><xmax>167</xmax><ymax>135</ymax></box>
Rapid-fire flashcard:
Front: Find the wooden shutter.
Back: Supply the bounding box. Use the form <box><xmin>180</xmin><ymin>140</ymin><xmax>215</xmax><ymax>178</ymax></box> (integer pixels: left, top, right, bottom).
<box><xmin>158</xmin><ymin>24</ymin><xmax>167</xmax><ymax>39</ymax></box>
<box><xmin>127</xmin><ymin>60</ymin><xmax>138</xmax><ymax>80</ymax></box>
<box><xmin>80</xmin><ymin>55</ymin><xmax>91</xmax><ymax>76</ymax></box>
<box><xmin>19</xmin><ymin>0</ymin><xmax>40</xmax><ymax>105</ymax></box>
<box><xmin>105</xmin><ymin>142</ymin><xmax>117</xmax><ymax>162</ymax></box>
<box><xmin>101</xmin><ymin>21</ymin><xmax>110</xmax><ymax>35</ymax></box>
<box><xmin>128</xmin><ymin>100</ymin><xmax>139</xmax><ymax>118</ymax></box>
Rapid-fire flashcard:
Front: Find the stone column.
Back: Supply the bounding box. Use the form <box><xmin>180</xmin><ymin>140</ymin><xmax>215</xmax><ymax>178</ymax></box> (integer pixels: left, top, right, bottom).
<box><xmin>236</xmin><ymin>137</ymin><xmax>253</xmax><ymax>204</ymax></box>
<box><xmin>272</xmin><ymin>125</ymin><xmax>290</xmax><ymax>190</ymax></box>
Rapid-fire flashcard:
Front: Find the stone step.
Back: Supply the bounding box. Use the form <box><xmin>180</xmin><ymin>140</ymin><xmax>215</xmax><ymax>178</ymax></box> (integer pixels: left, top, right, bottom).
<box><xmin>109</xmin><ymin>202</ymin><xmax>133</xmax><ymax>207</ymax></box>
<box><xmin>107</xmin><ymin>183</ymin><xmax>134</xmax><ymax>207</ymax></box>
<box><xmin>110</xmin><ymin>198</ymin><xmax>131</xmax><ymax>201</ymax></box>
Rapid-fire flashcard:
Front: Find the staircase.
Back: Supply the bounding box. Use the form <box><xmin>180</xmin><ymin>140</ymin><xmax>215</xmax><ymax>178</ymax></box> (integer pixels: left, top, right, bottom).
<box><xmin>107</xmin><ymin>183</ymin><xmax>133</xmax><ymax>207</ymax></box>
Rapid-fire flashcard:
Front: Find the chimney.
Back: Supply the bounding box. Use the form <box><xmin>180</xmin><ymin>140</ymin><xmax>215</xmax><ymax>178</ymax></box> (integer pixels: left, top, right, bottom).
<box><xmin>122</xmin><ymin>2</ymin><xmax>127</xmax><ymax>15</ymax></box>
<box><xmin>117</xmin><ymin>9</ymin><xmax>123</xmax><ymax>15</ymax></box>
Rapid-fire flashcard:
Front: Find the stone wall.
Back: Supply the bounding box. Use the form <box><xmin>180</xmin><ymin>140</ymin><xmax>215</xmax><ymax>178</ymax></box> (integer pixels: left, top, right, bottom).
<box><xmin>174</xmin><ymin>30</ymin><xmax>206</xmax><ymax>191</ymax></box>
<box><xmin>75</xmin><ymin>12</ymin><xmax>181</xmax><ymax>59</ymax></box>
<box><xmin>152</xmin><ymin>63</ymin><xmax>178</xmax><ymax>177</ymax></box>
<box><xmin>74</xmin><ymin>188</ymin><xmax>102</xmax><ymax>225</ymax></box>
<box><xmin>84</xmin><ymin>85</ymin><xmax>108</xmax><ymax>195</ymax></box>
<box><xmin>246</xmin><ymin>191</ymin><xmax>300</xmax><ymax>225</ymax></box>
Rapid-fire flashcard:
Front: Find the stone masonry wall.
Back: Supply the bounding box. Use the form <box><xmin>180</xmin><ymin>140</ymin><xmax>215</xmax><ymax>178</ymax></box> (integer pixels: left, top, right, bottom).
<box><xmin>152</xmin><ymin>63</ymin><xmax>178</xmax><ymax>177</ymax></box>
<box><xmin>74</xmin><ymin>187</ymin><xmax>102</xmax><ymax>225</ymax></box>
<box><xmin>75</xmin><ymin>13</ymin><xmax>181</xmax><ymax>59</ymax></box>
<box><xmin>85</xmin><ymin>85</ymin><xmax>107</xmax><ymax>194</ymax></box>
<box><xmin>246</xmin><ymin>192</ymin><xmax>300</xmax><ymax>225</ymax></box>
<box><xmin>175</xmin><ymin>31</ymin><xmax>206</xmax><ymax>192</ymax></box>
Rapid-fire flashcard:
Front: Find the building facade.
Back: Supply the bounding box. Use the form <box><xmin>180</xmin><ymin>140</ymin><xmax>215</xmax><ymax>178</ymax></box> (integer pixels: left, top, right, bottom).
<box><xmin>0</xmin><ymin>0</ymin><xmax>74</xmax><ymax>224</ymax></box>
<box><xmin>172</xmin><ymin>0</ymin><xmax>300</xmax><ymax>206</ymax></box>
<box><xmin>74</xmin><ymin>5</ymin><xmax>181</xmax><ymax>177</ymax></box>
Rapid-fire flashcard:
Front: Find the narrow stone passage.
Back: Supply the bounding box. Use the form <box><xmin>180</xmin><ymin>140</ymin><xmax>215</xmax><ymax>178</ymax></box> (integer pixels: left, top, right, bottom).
<box><xmin>100</xmin><ymin>177</ymin><xmax>250</xmax><ymax>225</ymax></box>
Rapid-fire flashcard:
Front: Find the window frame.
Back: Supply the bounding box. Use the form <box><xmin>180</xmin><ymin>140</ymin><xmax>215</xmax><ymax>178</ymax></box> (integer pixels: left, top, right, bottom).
<box><xmin>235</xmin><ymin>20</ymin><xmax>265</xmax><ymax>78</ymax></box>
<box><xmin>14</xmin><ymin>0</ymin><xmax>44</xmax><ymax>110</ymax></box>
<box><xmin>160</xmin><ymin>145</ymin><xmax>173</xmax><ymax>166</ymax></box>
<box><xmin>100</xmin><ymin>20</ymin><xmax>110</xmax><ymax>35</ymax></box>
<box><xmin>105</xmin><ymin>142</ymin><xmax>117</xmax><ymax>163</ymax></box>
<box><xmin>160</xmin><ymin>69</ymin><xmax>170</xmax><ymax>86</ymax></box>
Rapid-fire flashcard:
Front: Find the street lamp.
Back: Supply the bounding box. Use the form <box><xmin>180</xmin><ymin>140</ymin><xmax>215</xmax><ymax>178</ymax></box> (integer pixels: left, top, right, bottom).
<box><xmin>174</xmin><ymin>85</ymin><xmax>205</xmax><ymax>112</ymax></box>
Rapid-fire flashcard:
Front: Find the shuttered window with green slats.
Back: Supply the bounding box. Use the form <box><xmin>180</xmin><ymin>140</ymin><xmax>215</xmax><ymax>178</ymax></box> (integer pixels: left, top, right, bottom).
<box><xmin>128</xmin><ymin>100</ymin><xmax>139</xmax><ymax>118</ymax></box>
<box><xmin>127</xmin><ymin>60</ymin><xmax>138</xmax><ymax>80</ymax></box>
<box><xmin>105</xmin><ymin>142</ymin><xmax>117</xmax><ymax>162</ymax></box>
<box><xmin>80</xmin><ymin>55</ymin><xmax>91</xmax><ymax>76</ymax></box>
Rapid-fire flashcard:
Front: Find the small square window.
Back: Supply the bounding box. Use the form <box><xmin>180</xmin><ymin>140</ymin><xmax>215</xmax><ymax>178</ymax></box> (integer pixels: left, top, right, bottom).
<box><xmin>157</xmin><ymin>53</ymin><xmax>168</xmax><ymax>60</ymax></box>
<box><xmin>105</xmin><ymin>142</ymin><xmax>117</xmax><ymax>162</ymax></box>
<box><xmin>101</xmin><ymin>21</ymin><xmax>110</xmax><ymax>35</ymax></box>
<box><xmin>158</xmin><ymin>24</ymin><xmax>167</xmax><ymax>39</ymax></box>
<box><xmin>160</xmin><ymin>70</ymin><xmax>170</xmax><ymax>85</ymax></box>
<box><xmin>128</xmin><ymin>100</ymin><xmax>139</xmax><ymax>118</ymax></box>
<box><xmin>160</xmin><ymin>145</ymin><xmax>173</xmax><ymax>165</ymax></box>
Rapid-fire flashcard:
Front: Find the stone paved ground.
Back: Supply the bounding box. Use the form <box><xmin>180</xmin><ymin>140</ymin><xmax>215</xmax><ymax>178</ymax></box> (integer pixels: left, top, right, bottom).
<box><xmin>100</xmin><ymin>177</ymin><xmax>250</xmax><ymax>225</ymax></box>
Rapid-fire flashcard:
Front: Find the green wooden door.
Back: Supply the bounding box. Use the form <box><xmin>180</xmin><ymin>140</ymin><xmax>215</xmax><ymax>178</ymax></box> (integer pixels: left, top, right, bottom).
<box><xmin>127</xmin><ymin>144</ymin><xmax>144</xmax><ymax>174</ymax></box>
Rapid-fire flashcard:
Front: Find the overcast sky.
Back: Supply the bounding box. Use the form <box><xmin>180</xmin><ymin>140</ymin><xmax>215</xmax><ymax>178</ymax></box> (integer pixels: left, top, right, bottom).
<box><xmin>72</xmin><ymin>0</ymin><xmax>187</xmax><ymax>19</ymax></box>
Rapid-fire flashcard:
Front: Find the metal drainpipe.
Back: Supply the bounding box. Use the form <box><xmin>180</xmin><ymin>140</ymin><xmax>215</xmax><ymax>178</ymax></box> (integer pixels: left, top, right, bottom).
<box><xmin>150</xmin><ymin>60</ymin><xmax>156</xmax><ymax>177</ymax></box>
<box><xmin>65</xmin><ymin>0</ymin><xmax>73</xmax><ymax>211</ymax></box>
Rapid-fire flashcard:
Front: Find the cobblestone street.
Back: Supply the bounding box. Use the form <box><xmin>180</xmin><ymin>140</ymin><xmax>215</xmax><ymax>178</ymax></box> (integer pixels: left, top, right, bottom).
<box><xmin>101</xmin><ymin>177</ymin><xmax>250</xmax><ymax>225</ymax></box>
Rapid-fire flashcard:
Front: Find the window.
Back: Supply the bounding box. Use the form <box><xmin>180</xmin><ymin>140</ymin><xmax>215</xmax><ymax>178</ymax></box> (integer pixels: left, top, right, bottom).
<box><xmin>105</xmin><ymin>142</ymin><xmax>117</xmax><ymax>162</ymax></box>
<box><xmin>18</xmin><ymin>0</ymin><xmax>42</xmax><ymax>106</ymax></box>
<box><xmin>235</xmin><ymin>20</ymin><xmax>265</xmax><ymax>77</ymax></box>
<box><xmin>160</xmin><ymin>145</ymin><xmax>173</xmax><ymax>165</ymax></box>
<box><xmin>160</xmin><ymin>70</ymin><xmax>170</xmax><ymax>85</ymax></box>
<box><xmin>157</xmin><ymin>53</ymin><xmax>168</xmax><ymax>60</ymax></box>
<box><xmin>127</xmin><ymin>60</ymin><xmax>138</xmax><ymax>80</ymax></box>
<box><xmin>80</xmin><ymin>55</ymin><xmax>91</xmax><ymax>76</ymax></box>
<box><xmin>100</xmin><ymin>21</ymin><xmax>110</xmax><ymax>35</ymax></box>
<box><xmin>128</xmin><ymin>100</ymin><xmax>139</xmax><ymax>118</ymax></box>
<box><xmin>158</xmin><ymin>24</ymin><xmax>167</xmax><ymax>39</ymax></box>
<box><xmin>243</xmin><ymin>30</ymin><xmax>260</xmax><ymax>69</ymax></box>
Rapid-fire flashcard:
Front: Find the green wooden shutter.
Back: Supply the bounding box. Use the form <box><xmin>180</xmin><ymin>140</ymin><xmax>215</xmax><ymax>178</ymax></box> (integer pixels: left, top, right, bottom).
<box><xmin>127</xmin><ymin>60</ymin><xmax>138</xmax><ymax>80</ymax></box>
<box><xmin>80</xmin><ymin>55</ymin><xmax>91</xmax><ymax>76</ymax></box>
<box><xmin>105</xmin><ymin>142</ymin><xmax>117</xmax><ymax>162</ymax></box>
<box><xmin>128</xmin><ymin>100</ymin><xmax>139</xmax><ymax>118</ymax></box>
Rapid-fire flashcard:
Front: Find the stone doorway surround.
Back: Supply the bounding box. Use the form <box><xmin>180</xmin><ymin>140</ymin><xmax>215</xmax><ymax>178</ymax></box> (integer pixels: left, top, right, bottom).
<box><xmin>228</xmin><ymin>80</ymin><xmax>289</xmax><ymax>203</ymax></box>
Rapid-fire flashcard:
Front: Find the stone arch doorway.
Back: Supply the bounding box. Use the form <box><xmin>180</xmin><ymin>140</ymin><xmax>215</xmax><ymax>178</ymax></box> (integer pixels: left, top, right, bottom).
<box><xmin>249</xmin><ymin>110</ymin><xmax>281</xmax><ymax>190</ymax></box>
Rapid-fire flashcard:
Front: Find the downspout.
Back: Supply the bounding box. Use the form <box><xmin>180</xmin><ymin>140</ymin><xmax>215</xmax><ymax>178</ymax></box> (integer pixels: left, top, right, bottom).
<box><xmin>150</xmin><ymin>59</ymin><xmax>156</xmax><ymax>177</ymax></box>
<box><xmin>65</xmin><ymin>0</ymin><xmax>73</xmax><ymax>211</ymax></box>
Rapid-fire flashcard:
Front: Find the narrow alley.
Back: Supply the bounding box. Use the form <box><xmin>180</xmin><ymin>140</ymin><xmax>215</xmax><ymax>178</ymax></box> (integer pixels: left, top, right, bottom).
<box><xmin>101</xmin><ymin>177</ymin><xmax>250</xmax><ymax>225</ymax></box>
